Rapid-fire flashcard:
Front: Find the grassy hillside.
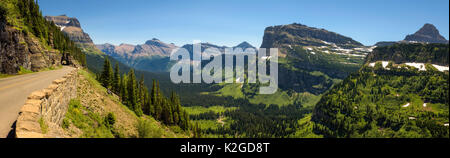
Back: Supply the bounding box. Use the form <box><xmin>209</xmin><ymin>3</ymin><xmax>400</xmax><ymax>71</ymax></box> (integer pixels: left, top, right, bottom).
<box><xmin>312</xmin><ymin>44</ymin><xmax>449</xmax><ymax>138</ymax></box>
<box><xmin>62</xmin><ymin>69</ymin><xmax>189</xmax><ymax>138</ymax></box>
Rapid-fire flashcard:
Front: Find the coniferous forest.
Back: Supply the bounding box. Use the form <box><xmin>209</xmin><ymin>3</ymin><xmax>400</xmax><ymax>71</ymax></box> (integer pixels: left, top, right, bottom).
<box><xmin>97</xmin><ymin>58</ymin><xmax>193</xmax><ymax>132</ymax></box>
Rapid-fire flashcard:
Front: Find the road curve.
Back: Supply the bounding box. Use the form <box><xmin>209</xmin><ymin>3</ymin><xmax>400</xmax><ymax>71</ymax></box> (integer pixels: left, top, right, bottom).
<box><xmin>0</xmin><ymin>66</ymin><xmax>75</xmax><ymax>138</ymax></box>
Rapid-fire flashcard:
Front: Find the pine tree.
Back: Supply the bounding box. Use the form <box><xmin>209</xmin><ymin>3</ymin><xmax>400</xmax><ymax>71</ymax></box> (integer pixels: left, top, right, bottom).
<box><xmin>120</xmin><ymin>74</ymin><xmax>128</xmax><ymax>104</ymax></box>
<box><xmin>138</xmin><ymin>75</ymin><xmax>145</xmax><ymax>110</ymax></box>
<box><xmin>100</xmin><ymin>57</ymin><xmax>113</xmax><ymax>89</ymax></box>
<box><xmin>147</xmin><ymin>94</ymin><xmax>153</xmax><ymax>116</ymax></box>
<box><xmin>151</xmin><ymin>80</ymin><xmax>157</xmax><ymax>117</ymax></box>
<box><xmin>113</xmin><ymin>62</ymin><xmax>120</xmax><ymax>94</ymax></box>
<box><xmin>193</xmin><ymin>123</ymin><xmax>201</xmax><ymax>138</ymax></box>
<box><xmin>170</xmin><ymin>92</ymin><xmax>181</xmax><ymax>125</ymax></box>
<box><xmin>127</xmin><ymin>69</ymin><xmax>143</xmax><ymax>116</ymax></box>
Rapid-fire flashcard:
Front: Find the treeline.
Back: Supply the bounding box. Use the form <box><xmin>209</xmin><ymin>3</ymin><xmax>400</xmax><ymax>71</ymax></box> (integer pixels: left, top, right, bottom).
<box><xmin>13</xmin><ymin>0</ymin><xmax>86</xmax><ymax>65</ymax></box>
<box><xmin>98</xmin><ymin>58</ymin><xmax>191</xmax><ymax>130</ymax></box>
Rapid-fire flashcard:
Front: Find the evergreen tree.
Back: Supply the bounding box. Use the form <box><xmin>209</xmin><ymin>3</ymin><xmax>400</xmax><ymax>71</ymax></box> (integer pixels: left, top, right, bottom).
<box><xmin>127</xmin><ymin>69</ymin><xmax>143</xmax><ymax>116</ymax></box>
<box><xmin>119</xmin><ymin>74</ymin><xmax>128</xmax><ymax>104</ymax></box>
<box><xmin>100</xmin><ymin>57</ymin><xmax>113</xmax><ymax>89</ymax></box>
<box><xmin>151</xmin><ymin>80</ymin><xmax>157</xmax><ymax>117</ymax></box>
<box><xmin>113</xmin><ymin>62</ymin><xmax>120</xmax><ymax>94</ymax></box>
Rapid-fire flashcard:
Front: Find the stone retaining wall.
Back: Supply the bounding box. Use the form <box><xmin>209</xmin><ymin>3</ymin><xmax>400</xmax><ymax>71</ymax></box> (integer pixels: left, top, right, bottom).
<box><xmin>15</xmin><ymin>69</ymin><xmax>78</xmax><ymax>138</ymax></box>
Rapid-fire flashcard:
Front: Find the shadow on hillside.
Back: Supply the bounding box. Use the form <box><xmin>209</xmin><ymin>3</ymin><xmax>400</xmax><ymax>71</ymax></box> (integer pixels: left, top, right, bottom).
<box><xmin>6</xmin><ymin>121</ymin><xmax>16</xmax><ymax>138</ymax></box>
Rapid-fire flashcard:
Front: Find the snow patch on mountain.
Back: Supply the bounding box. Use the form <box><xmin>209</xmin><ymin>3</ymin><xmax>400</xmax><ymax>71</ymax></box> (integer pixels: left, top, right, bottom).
<box><xmin>368</xmin><ymin>61</ymin><xmax>449</xmax><ymax>72</ymax></box>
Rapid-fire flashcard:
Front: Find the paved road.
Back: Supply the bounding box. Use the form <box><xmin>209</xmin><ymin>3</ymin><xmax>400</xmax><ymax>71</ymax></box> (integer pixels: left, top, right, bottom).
<box><xmin>0</xmin><ymin>66</ymin><xmax>75</xmax><ymax>138</ymax></box>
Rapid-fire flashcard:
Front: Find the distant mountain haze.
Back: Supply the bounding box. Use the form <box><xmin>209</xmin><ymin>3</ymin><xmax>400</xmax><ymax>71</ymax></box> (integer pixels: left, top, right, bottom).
<box><xmin>96</xmin><ymin>40</ymin><xmax>255</xmax><ymax>72</ymax></box>
<box><xmin>96</xmin><ymin>38</ymin><xmax>178</xmax><ymax>59</ymax></box>
<box><xmin>181</xmin><ymin>41</ymin><xmax>256</xmax><ymax>54</ymax></box>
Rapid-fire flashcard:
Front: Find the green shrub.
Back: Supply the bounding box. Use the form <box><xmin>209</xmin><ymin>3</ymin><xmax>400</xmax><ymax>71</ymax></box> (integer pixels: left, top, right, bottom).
<box><xmin>104</xmin><ymin>112</ymin><xmax>116</xmax><ymax>129</ymax></box>
<box><xmin>38</xmin><ymin>117</ymin><xmax>48</xmax><ymax>134</ymax></box>
<box><xmin>18</xmin><ymin>66</ymin><xmax>33</xmax><ymax>75</ymax></box>
<box><xmin>136</xmin><ymin>119</ymin><xmax>163</xmax><ymax>138</ymax></box>
<box><xmin>65</xmin><ymin>99</ymin><xmax>114</xmax><ymax>138</ymax></box>
<box><xmin>62</xmin><ymin>118</ymin><xmax>70</xmax><ymax>129</ymax></box>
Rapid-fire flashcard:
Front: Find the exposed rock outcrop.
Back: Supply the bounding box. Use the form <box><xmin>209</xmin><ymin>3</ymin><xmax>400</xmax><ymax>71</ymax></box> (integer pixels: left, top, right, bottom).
<box><xmin>374</xmin><ymin>24</ymin><xmax>448</xmax><ymax>47</ymax></box>
<box><xmin>404</xmin><ymin>24</ymin><xmax>448</xmax><ymax>44</ymax></box>
<box><xmin>45</xmin><ymin>15</ymin><xmax>94</xmax><ymax>44</ymax></box>
<box><xmin>1</xmin><ymin>14</ymin><xmax>61</xmax><ymax>74</ymax></box>
<box><xmin>260</xmin><ymin>23</ymin><xmax>363</xmax><ymax>49</ymax></box>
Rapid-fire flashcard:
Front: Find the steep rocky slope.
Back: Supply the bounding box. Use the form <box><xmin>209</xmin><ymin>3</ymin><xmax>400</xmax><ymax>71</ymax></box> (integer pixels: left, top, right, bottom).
<box><xmin>404</xmin><ymin>24</ymin><xmax>448</xmax><ymax>44</ymax></box>
<box><xmin>376</xmin><ymin>23</ymin><xmax>448</xmax><ymax>46</ymax></box>
<box><xmin>45</xmin><ymin>15</ymin><xmax>94</xmax><ymax>44</ymax></box>
<box><xmin>45</xmin><ymin>15</ymin><xmax>103</xmax><ymax>55</ymax></box>
<box><xmin>0</xmin><ymin>15</ymin><xmax>60</xmax><ymax>73</ymax></box>
<box><xmin>259</xmin><ymin>23</ymin><xmax>371</xmax><ymax>97</ymax></box>
<box><xmin>1</xmin><ymin>1</ymin><xmax>74</xmax><ymax>74</ymax></box>
<box><xmin>261</xmin><ymin>23</ymin><xmax>363</xmax><ymax>49</ymax></box>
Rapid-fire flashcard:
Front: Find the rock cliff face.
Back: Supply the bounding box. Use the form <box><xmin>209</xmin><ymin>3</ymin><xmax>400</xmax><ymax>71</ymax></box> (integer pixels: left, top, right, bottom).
<box><xmin>260</xmin><ymin>23</ymin><xmax>363</xmax><ymax>49</ymax></box>
<box><xmin>1</xmin><ymin>12</ymin><xmax>61</xmax><ymax>74</ymax></box>
<box><xmin>45</xmin><ymin>15</ymin><xmax>94</xmax><ymax>44</ymax></box>
<box><xmin>257</xmin><ymin>23</ymin><xmax>370</xmax><ymax>96</ymax></box>
<box><xmin>404</xmin><ymin>24</ymin><xmax>448</xmax><ymax>44</ymax></box>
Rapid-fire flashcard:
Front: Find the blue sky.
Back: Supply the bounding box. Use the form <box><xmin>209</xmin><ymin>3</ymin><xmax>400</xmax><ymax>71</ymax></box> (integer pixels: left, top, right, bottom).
<box><xmin>38</xmin><ymin>0</ymin><xmax>449</xmax><ymax>47</ymax></box>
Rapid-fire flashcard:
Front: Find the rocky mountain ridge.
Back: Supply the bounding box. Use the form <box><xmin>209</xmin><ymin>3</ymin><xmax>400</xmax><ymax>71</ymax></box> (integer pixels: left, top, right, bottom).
<box><xmin>404</xmin><ymin>23</ymin><xmax>448</xmax><ymax>44</ymax></box>
<box><xmin>375</xmin><ymin>23</ymin><xmax>448</xmax><ymax>46</ymax></box>
<box><xmin>261</xmin><ymin>23</ymin><xmax>363</xmax><ymax>49</ymax></box>
<box><xmin>97</xmin><ymin>38</ymin><xmax>178</xmax><ymax>59</ymax></box>
<box><xmin>45</xmin><ymin>15</ymin><xmax>94</xmax><ymax>44</ymax></box>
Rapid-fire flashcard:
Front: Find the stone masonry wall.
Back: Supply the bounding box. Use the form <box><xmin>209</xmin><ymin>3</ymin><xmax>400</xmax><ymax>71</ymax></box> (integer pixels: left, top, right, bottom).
<box><xmin>15</xmin><ymin>69</ymin><xmax>78</xmax><ymax>138</ymax></box>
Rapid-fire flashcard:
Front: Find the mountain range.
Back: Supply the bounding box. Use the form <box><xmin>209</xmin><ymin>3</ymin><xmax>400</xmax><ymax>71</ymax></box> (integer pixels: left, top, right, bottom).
<box><xmin>96</xmin><ymin>40</ymin><xmax>256</xmax><ymax>72</ymax></box>
<box><xmin>97</xmin><ymin>38</ymin><xmax>178</xmax><ymax>59</ymax></box>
